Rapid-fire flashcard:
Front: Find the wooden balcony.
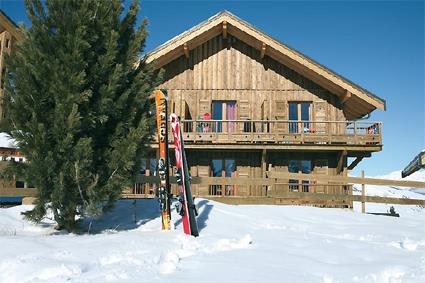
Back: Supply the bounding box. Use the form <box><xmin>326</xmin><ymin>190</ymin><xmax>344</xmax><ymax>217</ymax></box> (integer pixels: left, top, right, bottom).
<box><xmin>175</xmin><ymin>120</ymin><xmax>382</xmax><ymax>147</ymax></box>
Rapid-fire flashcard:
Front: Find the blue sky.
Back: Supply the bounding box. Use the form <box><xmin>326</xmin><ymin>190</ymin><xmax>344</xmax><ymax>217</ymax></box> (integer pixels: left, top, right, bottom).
<box><xmin>1</xmin><ymin>0</ymin><xmax>424</xmax><ymax>176</ymax></box>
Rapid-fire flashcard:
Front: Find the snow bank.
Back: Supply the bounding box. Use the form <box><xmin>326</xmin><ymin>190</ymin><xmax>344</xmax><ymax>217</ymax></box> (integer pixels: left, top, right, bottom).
<box><xmin>1</xmin><ymin>198</ymin><xmax>424</xmax><ymax>283</ymax></box>
<box><xmin>0</xmin><ymin>133</ymin><xmax>16</xmax><ymax>148</ymax></box>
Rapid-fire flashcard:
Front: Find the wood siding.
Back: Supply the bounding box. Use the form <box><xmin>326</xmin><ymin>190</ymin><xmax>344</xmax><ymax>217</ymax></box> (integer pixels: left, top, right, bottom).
<box><xmin>159</xmin><ymin>34</ymin><xmax>345</xmax><ymax>123</ymax></box>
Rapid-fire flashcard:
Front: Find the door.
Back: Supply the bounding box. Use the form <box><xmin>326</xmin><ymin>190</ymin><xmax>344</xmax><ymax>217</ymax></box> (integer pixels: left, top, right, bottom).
<box><xmin>289</xmin><ymin>102</ymin><xmax>311</xmax><ymax>133</ymax></box>
<box><xmin>212</xmin><ymin>101</ymin><xmax>237</xmax><ymax>133</ymax></box>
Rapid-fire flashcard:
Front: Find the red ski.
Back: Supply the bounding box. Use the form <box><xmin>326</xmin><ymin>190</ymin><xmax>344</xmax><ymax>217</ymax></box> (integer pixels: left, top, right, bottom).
<box><xmin>170</xmin><ymin>114</ymin><xmax>199</xmax><ymax>237</ymax></box>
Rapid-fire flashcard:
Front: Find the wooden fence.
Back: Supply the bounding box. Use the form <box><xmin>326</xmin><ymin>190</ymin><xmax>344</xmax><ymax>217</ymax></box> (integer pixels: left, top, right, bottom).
<box><xmin>127</xmin><ymin>172</ymin><xmax>425</xmax><ymax>208</ymax></box>
<box><xmin>2</xmin><ymin>172</ymin><xmax>425</xmax><ymax>209</ymax></box>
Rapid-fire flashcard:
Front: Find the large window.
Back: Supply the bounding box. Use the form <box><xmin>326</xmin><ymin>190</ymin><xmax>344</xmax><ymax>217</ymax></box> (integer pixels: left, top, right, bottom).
<box><xmin>210</xmin><ymin>159</ymin><xmax>236</xmax><ymax>195</ymax></box>
<box><xmin>288</xmin><ymin>102</ymin><xmax>311</xmax><ymax>133</ymax></box>
<box><xmin>288</xmin><ymin>159</ymin><xmax>312</xmax><ymax>192</ymax></box>
<box><xmin>212</xmin><ymin>101</ymin><xmax>236</xmax><ymax>133</ymax></box>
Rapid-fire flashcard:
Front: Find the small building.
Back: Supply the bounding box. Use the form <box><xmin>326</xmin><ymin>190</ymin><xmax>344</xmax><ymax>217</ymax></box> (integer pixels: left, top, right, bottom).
<box><xmin>143</xmin><ymin>11</ymin><xmax>386</xmax><ymax>205</ymax></box>
<box><xmin>0</xmin><ymin>9</ymin><xmax>22</xmax><ymax>121</ymax></box>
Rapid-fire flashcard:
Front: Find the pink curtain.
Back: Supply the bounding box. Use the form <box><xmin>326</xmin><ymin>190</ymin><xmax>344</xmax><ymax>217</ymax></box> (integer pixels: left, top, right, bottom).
<box><xmin>226</xmin><ymin>102</ymin><xmax>236</xmax><ymax>132</ymax></box>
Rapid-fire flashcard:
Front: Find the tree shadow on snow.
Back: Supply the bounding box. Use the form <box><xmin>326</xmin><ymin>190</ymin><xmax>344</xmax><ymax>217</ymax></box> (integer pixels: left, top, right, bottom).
<box><xmin>174</xmin><ymin>199</ymin><xmax>214</xmax><ymax>232</ymax></box>
<box><xmin>78</xmin><ymin>199</ymin><xmax>160</xmax><ymax>234</ymax></box>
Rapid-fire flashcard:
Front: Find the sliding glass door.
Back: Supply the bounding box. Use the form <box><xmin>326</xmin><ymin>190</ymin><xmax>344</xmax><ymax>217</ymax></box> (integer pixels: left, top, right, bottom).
<box><xmin>289</xmin><ymin>102</ymin><xmax>311</xmax><ymax>133</ymax></box>
<box><xmin>212</xmin><ymin>101</ymin><xmax>236</xmax><ymax>133</ymax></box>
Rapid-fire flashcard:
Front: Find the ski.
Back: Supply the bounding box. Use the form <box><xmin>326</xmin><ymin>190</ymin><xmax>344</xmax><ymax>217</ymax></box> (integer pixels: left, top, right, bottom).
<box><xmin>154</xmin><ymin>90</ymin><xmax>171</xmax><ymax>230</ymax></box>
<box><xmin>170</xmin><ymin>114</ymin><xmax>199</xmax><ymax>237</ymax></box>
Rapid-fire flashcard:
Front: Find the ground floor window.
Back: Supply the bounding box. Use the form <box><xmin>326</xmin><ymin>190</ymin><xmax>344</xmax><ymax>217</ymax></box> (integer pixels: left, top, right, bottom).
<box><xmin>288</xmin><ymin>159</ymin><xmax>312</xmax><ymax>192</ymax></box>
<box><xmin>134</xmin><ymin>158</ymin><xmax>157</xmax><ymax>194</ymax></box>
<box><xmin>210</xmin><ymin>159</ymin><xmax>236</xmax><ymax>195</ymax></box>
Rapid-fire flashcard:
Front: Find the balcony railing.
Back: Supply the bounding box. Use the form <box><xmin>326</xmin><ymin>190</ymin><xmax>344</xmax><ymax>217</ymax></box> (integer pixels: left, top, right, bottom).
<box><xmin>176</xmin><ymin>120</ymin><xmax>381</xmax><ymax>146</ymax></box>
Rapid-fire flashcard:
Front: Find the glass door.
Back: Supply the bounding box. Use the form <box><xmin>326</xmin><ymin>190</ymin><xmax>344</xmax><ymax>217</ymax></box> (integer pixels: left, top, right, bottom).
<box><xmin>289</xmin><ymin>102</ymin><xmax>311</xmax><ymax>133</ymax></box>
<box><xmin>212</xmin><ymin>101</ymin><xmax>236</xmax><ymax>133</ymax></box>
<box><xmin>212</xmin><ymin>101</ymin><xmax>223</xmax><ymax>133</ymax></box>
<box><xmin>289</xmin><ymin>102</ymin><xmax>298</xmax><ymax>133</ymax></box>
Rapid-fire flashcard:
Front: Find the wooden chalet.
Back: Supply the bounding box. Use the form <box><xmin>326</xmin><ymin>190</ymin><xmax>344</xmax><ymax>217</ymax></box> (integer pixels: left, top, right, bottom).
<box><xmin>0</xmin><ymin>9</ymin><xmax>22</xmax><ymax>121</ymax></box>
<box><xmin>139</xmin><ymin>11</ymin><xmax>386</xmax><ymax>206</ymax></box>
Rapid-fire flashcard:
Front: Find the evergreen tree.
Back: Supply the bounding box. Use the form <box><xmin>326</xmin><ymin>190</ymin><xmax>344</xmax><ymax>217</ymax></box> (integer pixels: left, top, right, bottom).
<box><xmin>3</xmin><ymin>0</ymin><xmax>161</xmax><ymax>232</ymax></box>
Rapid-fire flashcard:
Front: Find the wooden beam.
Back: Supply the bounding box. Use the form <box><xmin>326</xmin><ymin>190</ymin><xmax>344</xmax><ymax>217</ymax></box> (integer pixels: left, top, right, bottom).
<box><xmin>150</xmin><ymin>194</ymin><xmax>425</xmax><ymax>206</ymax></box>
<box><xmin>260</xmin><ymin>42</ymin><xmax>266</xmax><ymax>59</ymax></box>
<box><xmin>341</xmin><ymin>90</ymin><xmax>352</xmax><ymax>104</ymax></box>
<box><xmin>348</xmin><ymin>157</ymin><xmax>364</xmax><ymax>170</ymax></box>
<box><xmin>347</xmin><ymin>152</ymin><xmax>371</xmax><ymax>158</ymax></box>
<box><xmin>136</xmin><ymin>175</ymin><xmax>275</xmax><ymax>186</ymax></box>
<box><xmin>222</xmin><ymin>20</ymin><xmax>228</xmax><ymax>39</ymax></box>
<box><xmin>337</xmin><ymin>150</ymin><xmax>347</xmax><ymax>174</ymax></box>
<box><xmin>0</xmin><ymin>188</ymin><xmax>37</xmax><ymax>197</ymax></box>
<box><xmin>268</xmin><ymin>172</ymin><xmax>425</xmax><ymax>189</ymax></box>
<box><xmin>261</xmin><ymin>148</ymin><xmax>267</xmax><ymax>178</ymax></box>
<box><xmin>150</xmin><ymin>143</ymin><xmax>382</xmax><ymax>152</ymax></box>
<box><xmin>183</xmin><ymin>43</ymin><xmax>189</xmax><ymax>59</ymax></box>
<box><xmin>138</xmin><ymin>173</ymin><xmax>425</xmax><ymax>189</ymax></box>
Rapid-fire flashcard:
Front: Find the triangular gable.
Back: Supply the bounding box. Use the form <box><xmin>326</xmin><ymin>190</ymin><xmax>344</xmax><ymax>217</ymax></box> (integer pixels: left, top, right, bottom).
<box><xmin>146</xmin><ymin>11</ymin><xmax>386</xmax><ymax>119</ymax></box>
<box><xmin>0</xmin><ymin>10</ymin><xmax>23</xmax><ymax>41</ymax></box>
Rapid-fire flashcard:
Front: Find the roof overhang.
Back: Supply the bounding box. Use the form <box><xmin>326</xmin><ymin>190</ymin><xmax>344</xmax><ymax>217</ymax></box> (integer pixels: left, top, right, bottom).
<box><xmin>402</xmin><ymin>151</ymin><xmax>425</xmax><ymax>178</ymax></box>
<box><xmin>146</xmin><ymin>11</ymin><xmax>386</xmax><ymax>120</ymax></box>
<box><xmin>0</xmin><ymin>10</ymin><xmax>23</xmax><ymax>41</ymax></box>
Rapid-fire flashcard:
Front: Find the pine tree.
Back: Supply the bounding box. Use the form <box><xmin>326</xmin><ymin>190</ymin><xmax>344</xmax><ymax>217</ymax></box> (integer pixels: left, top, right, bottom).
<box><xmin>3</xmin><ymin>0</ymin><xmax>161</xmax><ymax>232</ymax></box>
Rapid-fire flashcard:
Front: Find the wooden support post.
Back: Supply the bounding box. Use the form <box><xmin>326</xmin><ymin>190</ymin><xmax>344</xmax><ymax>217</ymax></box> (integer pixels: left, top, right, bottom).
<box><xmin>361</xmin><ymin>170</ymin><xmax>365</xmax><ymax>213</ymax></box>
<box><xmin>260</xmin><ymin>42</ymin><xmax>266</xmax><ymax>59</ymax></box>
<box><xmin>337</xmin><ymin>150</ymin><xmax>347</xmax><ymax>174</ymax></box>
<box><xmin>341</xmin><ymin>90</ymin><xmax>352</xmax><ymax>104</ymax></box>
<box><xmin>262</xmin><ymin>149</ymin><xmax>267</xmax><ymax>196</ymax></box>
<box><xmin>348</xmin><ymin>156</ymin><xmax>364</xmax><ymax>170</ymax></box>
<box><xmin>183</xmin><ymin>43</ymin><xmax>189</xmax><ymax>59</ymax></box>
<box><xmin>222</xmin><ymin>21</ymin><xmax>228</xmax><ymax>39</ymax></box>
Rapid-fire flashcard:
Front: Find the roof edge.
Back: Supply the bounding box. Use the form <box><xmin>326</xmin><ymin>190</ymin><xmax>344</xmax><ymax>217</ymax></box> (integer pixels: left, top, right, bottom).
<box><xmin>146</xmin><ymin>10</ymin><xmax>386</xmax><ymax>111</ymax></box>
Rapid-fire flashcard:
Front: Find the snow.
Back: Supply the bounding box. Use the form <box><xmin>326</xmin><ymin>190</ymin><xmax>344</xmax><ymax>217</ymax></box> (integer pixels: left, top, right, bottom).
<box><xmin>1</xmin><ymin>187</ymin><xmax>425</xmax><ymax>283</ymax></box>
<box><xmin>352</xmin><ymin>170</ymin><xmax>425</xmax><ymax>214</ymax></box>
<box><xmin>0</xmin><ymin>133</ymin><xmax>16</xmax><ymax>148</ymax></box>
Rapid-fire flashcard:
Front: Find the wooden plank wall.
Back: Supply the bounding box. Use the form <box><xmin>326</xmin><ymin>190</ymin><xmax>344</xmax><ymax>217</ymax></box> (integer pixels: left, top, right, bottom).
<box><xmin>158</xmin><ymin>34</ymin><xmax>345</xmax><ymax>126</ymax></box>
<box><xmin>157</xmin><ymin>34</ymin><xmax>350</xmax><ymax>194</ymax></box>
<box><xmin>187</xmin><ymin>149</ymin><xmax>262</xmax><ymax>196</ymax></box>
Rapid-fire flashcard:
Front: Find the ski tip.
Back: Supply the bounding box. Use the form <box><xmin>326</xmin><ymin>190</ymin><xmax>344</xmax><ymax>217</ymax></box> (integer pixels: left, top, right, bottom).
<box><xmin>170</xmin><ymin>113</ymin><xmax>179</xmax><ymax>123</ymax></box>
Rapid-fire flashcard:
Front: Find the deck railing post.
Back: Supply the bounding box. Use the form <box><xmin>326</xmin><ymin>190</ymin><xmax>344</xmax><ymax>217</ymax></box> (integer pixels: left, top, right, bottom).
<box><xmin>327</xmin><ymin>122</ymin><xmax>331</xmax><ymax>144</ymax></box>
<box><xmin>361</xmin><ymin>170</ymin><xmax>366</xmax><ymax>213</ymax></box>
<box><xmin>354</xmin><ymin>121</ymin><xmax>357</xmax><ymax>143</ymax></box>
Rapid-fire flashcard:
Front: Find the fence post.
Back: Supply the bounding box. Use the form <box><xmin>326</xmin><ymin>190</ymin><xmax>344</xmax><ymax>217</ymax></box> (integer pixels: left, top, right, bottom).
<box><xmin>361</xmin><ymin>170</ymin><xmax>366</xmax><ymax>213</ymax></box>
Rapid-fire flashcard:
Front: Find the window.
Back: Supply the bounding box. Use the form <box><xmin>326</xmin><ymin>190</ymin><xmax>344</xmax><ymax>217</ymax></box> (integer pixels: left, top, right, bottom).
<box><xmin>288</xmin><ymin>159</ymin><xmax>312</xmax><ymax>192</ymax></box>
<box><xmin>210</xmin><ymin>159</ymin><xmax>236</xmax><ymax>195</ymax></box>
<box><xmin>212</xmin><ymin>101</ymin><xmax>236</xmax><ymax>133</ymax></box>
<box><xmin>15</xmin><ymin>181</ymin><xmax>25</xmax><ymax>188</ymax></box>
<box><xmin>5</xmin><ymin>39</ymin><xmax>10</xmax><ymax>48</ymax></box>
<box><xmin>288</xmin><ymin>102</ymin><xmax>312</xmax><ymax>133</ymax></box>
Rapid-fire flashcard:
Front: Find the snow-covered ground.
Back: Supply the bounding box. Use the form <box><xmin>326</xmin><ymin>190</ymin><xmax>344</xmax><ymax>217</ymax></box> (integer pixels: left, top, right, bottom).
<box><xmin>352</xmin><ymin>170</ymin><xmax>425</xmax><ymax>214</ymax></box>
<box><xmin>0</xmin><ymin>171</ymin><xmax>424</xmax><ymax>283</ymax></box>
